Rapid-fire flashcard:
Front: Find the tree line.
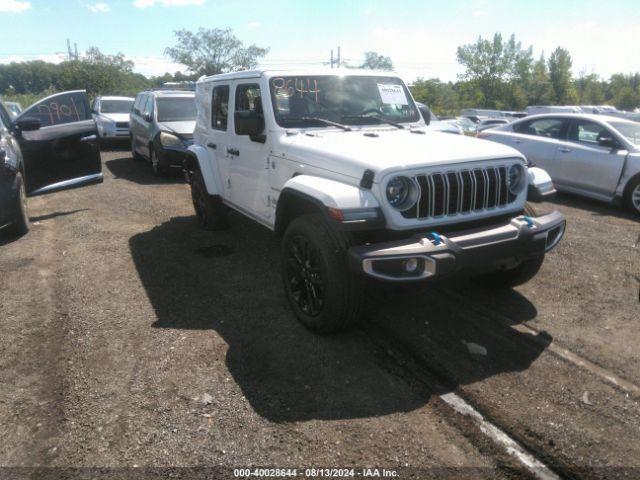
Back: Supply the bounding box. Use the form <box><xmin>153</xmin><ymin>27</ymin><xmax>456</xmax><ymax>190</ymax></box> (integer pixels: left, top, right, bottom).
<box><xmin>1</xmin><ymin>29</ymin><xmax>638</xmax><ymax>117</ymax></box>
<box><xmin>411</xmin><ymin>33</ymin><xmax>640</xmax><ymax>116</ymax></box>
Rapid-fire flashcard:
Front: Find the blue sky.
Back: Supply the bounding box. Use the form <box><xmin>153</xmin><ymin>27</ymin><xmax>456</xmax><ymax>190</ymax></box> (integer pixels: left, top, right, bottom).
<box><xmin>0</xmin><ymin>0</ymin><xmax>639</xmax><ymax>81</ymax></box>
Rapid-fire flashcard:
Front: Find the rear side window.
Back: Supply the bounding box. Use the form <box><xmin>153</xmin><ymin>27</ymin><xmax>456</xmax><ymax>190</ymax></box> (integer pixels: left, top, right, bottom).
<box><xmin>133</xmin><ymin>94</ymin><xmax>144</xmax><ymax>114</ymax></box>
<box><xmin>21</xmin><ymin>91</ymin><xmax>90</xmax><ymax>128</ymax></box>
<box><xmin>514</xmin><ymin>118</ymin><xmax>564</xmax><ymax>139</ymax></box>
<box><xmin>211</xmin><ymin>85</ymin><xmax>229</xmax><ymax>130</ymax></box>
<box><xmin>143</xmin><ymin>96</ymin><xmax>154</xmax><ymax>118</ymax></box>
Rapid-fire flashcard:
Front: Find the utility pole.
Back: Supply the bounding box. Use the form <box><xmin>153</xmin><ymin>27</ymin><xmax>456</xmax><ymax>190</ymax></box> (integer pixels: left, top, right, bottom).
<box><xmin>330</xmin><ymin>49</ymin><xmax>334</xmax><ymax>69</ymax></box>
<box><xmin>74</xmin><ymin>43</ymin><xmax>78</xmax><ymax>60</ymax></box>
<box><xmin>67</xmin><ymin>39</ymin><xmax>73</xmax><ymax>60</ymax></box>
<box><xmin>337</xmin><ymin>46</ymin><xmax>341</xmax><ymax>68</ymax></box>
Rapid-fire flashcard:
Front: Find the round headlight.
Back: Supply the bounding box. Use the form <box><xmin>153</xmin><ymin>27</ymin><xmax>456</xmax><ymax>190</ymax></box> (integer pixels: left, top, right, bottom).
<box><xmin>386</xmin><ymin>176</ymin><xmax>418</xmax><ymax>211</ymax></box>
<box><xmin>507</xmin><ymin>164</ymin><xmax>525</xmax><ymax>194</ymax></box>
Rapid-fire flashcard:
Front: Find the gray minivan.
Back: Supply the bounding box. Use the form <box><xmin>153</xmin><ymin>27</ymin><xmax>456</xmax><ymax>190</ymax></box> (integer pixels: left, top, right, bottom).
<box><xmin>130</xmin><ymin>90</ymin><xmax>196</xmax><ymax>176</ymax></box>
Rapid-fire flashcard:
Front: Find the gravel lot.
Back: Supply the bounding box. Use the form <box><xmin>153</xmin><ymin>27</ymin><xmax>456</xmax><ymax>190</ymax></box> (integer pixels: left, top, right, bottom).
<box><xmin>0</xmin><ymin>148</ymin><xmax>639</xmax><ymax>480</ymax></box>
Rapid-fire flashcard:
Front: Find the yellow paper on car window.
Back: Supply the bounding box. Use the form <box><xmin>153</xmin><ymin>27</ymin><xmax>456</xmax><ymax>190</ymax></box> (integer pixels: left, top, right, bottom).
<box><xmin>377</xmin><ymin>84</ymin><xmax>408</xmax><ymax>105</ymax></box>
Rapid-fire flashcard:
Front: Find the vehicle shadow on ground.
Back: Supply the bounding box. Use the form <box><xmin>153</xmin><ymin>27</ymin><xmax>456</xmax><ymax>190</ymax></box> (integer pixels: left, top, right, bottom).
<box><xmin>105</xmin><ymin>157</ymin><xmax>185</xmax><ymax>186</ymax></box>
<box><xmin>546</xmin><ymin>192</ymin><xmax>638</xmax><ymax>222</ymax></box>
<box><xmin>29</xmin><ymin>209</ymin><xmax>89</xmax><ymax>223</ymax></box>
<box><xmin>129</xmin><ymin>212</ymin><xmax>550</xmax><ymax>422</ymax></box>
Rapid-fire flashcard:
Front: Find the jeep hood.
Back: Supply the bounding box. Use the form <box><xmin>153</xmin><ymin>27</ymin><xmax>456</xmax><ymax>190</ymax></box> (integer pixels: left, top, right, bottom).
<box><xmin>158</xmin><ymin>121</ymin><xmax>196</xmax><ymax>138</ymax></box>
<box><xmin>282</xmin><ymin>128</ymin><xmax>524</xmax><ymax>181</ymax></box>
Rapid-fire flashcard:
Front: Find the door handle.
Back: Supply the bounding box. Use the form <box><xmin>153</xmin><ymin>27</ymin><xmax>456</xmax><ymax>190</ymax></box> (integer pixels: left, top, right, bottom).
<box><xmin>207</xmin><ymin>142</ymin><xmax>217</xmax><ymax>150</ymax></box>
<box><xmin>513</xmin><ymin>139</ymin><xmax>523</xmax><ymax>144</ymax></box>
<box><xmin>559</xmin><ymin>147</ymin><xmax>572</xmax><ymax>153</ymax></box>
<box><xmin>227</xmin><ymin>148</ymin><xmax>240</xmax><ymax>156</ymax></box>
<box><xmin>80</xmin><ymin>134</ymin><xmax>97</xmax><ymax>143</ymax></box>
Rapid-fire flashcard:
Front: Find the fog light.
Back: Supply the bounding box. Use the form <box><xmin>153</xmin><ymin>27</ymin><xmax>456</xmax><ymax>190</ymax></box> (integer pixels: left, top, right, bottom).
<box><xmin>402</xmin><ymin>258</ymin><xmax>419</xmax><ymax>273</ymax></box>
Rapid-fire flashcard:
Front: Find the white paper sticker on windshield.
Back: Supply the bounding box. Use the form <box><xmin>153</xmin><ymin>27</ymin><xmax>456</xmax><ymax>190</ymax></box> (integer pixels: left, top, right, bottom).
<box><xmin>377</xmin><ymin>84</ymin><xmax>408</xmax><ymax>105</ymax></box>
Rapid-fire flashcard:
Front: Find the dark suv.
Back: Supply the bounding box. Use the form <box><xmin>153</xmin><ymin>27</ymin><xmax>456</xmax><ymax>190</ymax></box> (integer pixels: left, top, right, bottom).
<box><xmin>130</xmin><ymin>90</ymin><xmax>196</xmax><ymax>176</ymax></box>
<box><xmin>0</xmin><ymin>91</ymin><xmax>102</xmax><ymax>237</ymax></box>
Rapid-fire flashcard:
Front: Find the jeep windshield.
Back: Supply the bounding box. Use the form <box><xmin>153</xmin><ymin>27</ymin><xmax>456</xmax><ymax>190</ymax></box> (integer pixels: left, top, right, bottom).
<box><xmin>269</xmin><ymin>75</ymin><xmax>420</xmax><ymax>128</ymax></box>
<box><xmin>156</xmin><ymin>97</ymin><xmax>197</xmax><ymax>122</ymax></box>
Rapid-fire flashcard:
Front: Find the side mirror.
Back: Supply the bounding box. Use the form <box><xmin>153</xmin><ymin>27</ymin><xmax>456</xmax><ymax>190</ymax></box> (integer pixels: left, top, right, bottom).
<box><xmin>143</xmin><ymin>113</ymin><xmax>152</xmax><ymax>122</ymax></box>
<box><xmin>14</xmin><ymin>117</ymin><xmax>41</xmax><ymax>132</ymax></box>
<box><xmin>597</xmin><ymin>135</ymin><xmax>616</xmax><ymax>149</ymax></box>
<box><xmin>235</xmin><ymin>110</ymin><xmax>264</xmax><ymax>136</ymax></box>
<box><xmin>419</xmin><ymin>106</ymin><xmax>431</xmax><ymax>125</ymax></box>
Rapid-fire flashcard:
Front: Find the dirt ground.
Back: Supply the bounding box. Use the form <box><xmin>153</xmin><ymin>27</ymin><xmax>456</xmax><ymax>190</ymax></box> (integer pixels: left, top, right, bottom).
<box><xmin>0</xmin><ymin>149</ymin><xmax>639</xmax><ymax>480</ymax></box>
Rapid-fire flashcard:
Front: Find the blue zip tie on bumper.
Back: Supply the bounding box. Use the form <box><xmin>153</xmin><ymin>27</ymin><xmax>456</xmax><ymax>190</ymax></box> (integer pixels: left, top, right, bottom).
<box><xmin>428</xmin><ymin>232</ymin><xmax>443</xmax><ymax>245</ymax></box>
<box><xmin>522</xmin><ymin>216</ymin><xmax>535</xmax><ymax>228</ymax></box>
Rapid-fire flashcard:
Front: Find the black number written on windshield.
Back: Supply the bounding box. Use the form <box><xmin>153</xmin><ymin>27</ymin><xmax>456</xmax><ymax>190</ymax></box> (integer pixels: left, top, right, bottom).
<box><xmin>272</xmin><ymin>77</ymin><xmax>321</xmax><ymax>103</ymax></box>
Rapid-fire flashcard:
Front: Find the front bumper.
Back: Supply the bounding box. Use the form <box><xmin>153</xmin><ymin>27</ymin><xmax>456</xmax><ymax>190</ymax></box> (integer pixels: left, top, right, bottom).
<box><xmin>348</xmin><ymin>211</ymin><xmax>565</xmax><ymax>281</ymax></box>
<box><xmin>157</xmin><ymin>145</ymin><xmax>190</xmax><ymax>168</ymax></box>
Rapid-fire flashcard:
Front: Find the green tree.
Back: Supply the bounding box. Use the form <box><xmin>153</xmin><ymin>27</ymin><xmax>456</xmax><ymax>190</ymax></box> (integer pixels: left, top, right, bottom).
<box><xmin>575</xmin><ymin>73</ymin><xmax>605</xmax><ymax>105</ymax></box>
<box><xmin>410</xmin><ymin>78</ymin><xmax>459</xmax><ymax>115</ymax></box>
<box><xmin>359</xmin><ymin>51</ymin><xmax>393</xmax><ymax>71</ymax></box>
<box><xmin>527</xmin><ymin>54</ymin><xmax>555</xmax><ymax>105</ymax></box>
<box><xmin>165</xmin><ymin>28</ymin><xmax>269</xmax><ymax>76</ymax></box>
<box><xmin>456</xmin><ymin>33</ymin><xmax>533</xmax><ymax>108</ymax></box>
<box><xmin>548</xmin><ymin>47</ymin><xmax>578</xmax><ymax>104</ymax></box>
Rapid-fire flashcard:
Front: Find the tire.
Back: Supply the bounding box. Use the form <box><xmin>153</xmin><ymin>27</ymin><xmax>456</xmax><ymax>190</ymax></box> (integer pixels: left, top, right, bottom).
<box><xmin>150</xmin><ymin>147</ymin><xmax>167</xmax><ymax>177</ymax></box>
<box><xmin>281</xmin><ymin>213</ymin><xmax>364</xmax><ymax>333</ymax></box>
<box><xmin>624</xmin><ymin>176</ymin><xmax>640</xmax><ymax>216</ymax></box>
<box><xmin>7</xmin><ymin>173</ymin><xmax>29</xmax><ymax>237</ymax></box>
<box><xmin>473</xmin><ymin>201</ymin><xmax>543</xmax><ymax>288</ymax></box>
<box><xmin>190</xmin><ymin>170</ymin><xmax>229</xmax><ymax>231</ymax></box>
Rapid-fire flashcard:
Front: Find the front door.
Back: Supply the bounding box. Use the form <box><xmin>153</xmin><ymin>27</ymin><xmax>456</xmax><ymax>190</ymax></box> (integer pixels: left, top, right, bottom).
<box><xmin>15</xmin><ymin>90</ymin><xmax>102</xmax><ymax>195</ymax></box>
<box><xmin>228</xmin><ymin>82</ymin><xmax>271</xmax><ymax>220</ymax></box>
<box><xmin>554</xmin><ymin>119</ymin><xmax>626</xmax><ymax>196</ymax></box>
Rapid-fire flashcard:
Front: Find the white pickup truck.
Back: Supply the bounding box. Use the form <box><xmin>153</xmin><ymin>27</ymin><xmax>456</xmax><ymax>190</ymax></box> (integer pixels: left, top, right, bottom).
<box><xmin>184</xmin><ymin>69</ymin><xmax>565</xmax><ymax>333</ymax></box>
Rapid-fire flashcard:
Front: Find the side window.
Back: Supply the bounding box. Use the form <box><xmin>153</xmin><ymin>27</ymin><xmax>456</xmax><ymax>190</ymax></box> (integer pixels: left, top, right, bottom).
<box><xmin>514</xmin><ymin>118</ymin><xmax>564</xmax><ymax>139</ymax></box>
<box><xmin>20</xmin><ymin>91</ymin><xmax>91</xmax><ymax>128</ymax></box>
<box><xmin>234</xmin><ymin>83</ymin><xmax>263</xmax><ymax>135</ymax></box>
<box><xmin>143</xmin><ymin>96</ymin><xmax>154</xmax><ymax>117</ymax></box>
<box><xmin>569</xmin><ymin>121</ymin><xmax>609</xmax><ymax>146</ymax></box>
<box><xmin>211</xmin><ymin>85</ymin><xmax>229</xmax><ymax>130</ymax></box>
<box><xmin>133</xmin><ymin>94</ymin><xmax>143</xmax><ymax>115</ymax></box>
<box><xmin>92</xmin><ymin>99</ymin><xmax>99</xmax><ymax>113</ymax></box>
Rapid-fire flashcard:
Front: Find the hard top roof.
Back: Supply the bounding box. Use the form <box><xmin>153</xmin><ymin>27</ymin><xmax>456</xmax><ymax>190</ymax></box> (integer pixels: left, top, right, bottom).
<box><xmin>197</xmin><ymin>67</ymin><xmax>404</xmax><ymax>84</ymax></box>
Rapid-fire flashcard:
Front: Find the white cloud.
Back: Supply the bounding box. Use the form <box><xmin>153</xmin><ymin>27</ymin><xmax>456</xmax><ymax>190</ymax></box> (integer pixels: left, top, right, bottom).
<box><xmin>133</xmin><ymin>0</ymin><xmax>204</xmax><ymax>7</ymax></box>
<box><xmin>88</xmin><ymin>2</ymin><xmax>110</xmax><ymax>13</ymax></box>
<box><xmin>0</xmin><ymin>0</ymin><xmax>31</xmax><ymax>12</ymax></box>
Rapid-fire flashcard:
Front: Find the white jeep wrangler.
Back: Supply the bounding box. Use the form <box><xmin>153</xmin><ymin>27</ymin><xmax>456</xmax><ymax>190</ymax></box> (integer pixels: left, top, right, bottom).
<box><xmin>184</xmin><ymin>69</ymin><xmax>565</xmax><ymax>333</ymax></box>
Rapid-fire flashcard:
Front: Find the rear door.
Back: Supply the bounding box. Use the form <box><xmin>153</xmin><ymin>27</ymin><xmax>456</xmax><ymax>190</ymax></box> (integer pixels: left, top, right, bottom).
<box><xmin>554</xmin><ymin>119</ymin><xmax>626</xmax><ymax>196</ymax></box>
<box><xmin>207</xmin><ymin>83</ymin><xmax>232</xmax><ymax>200</ymax></box>
<box><xmin>16</xmin><ymin>90</ymin><xmax>101</xmax><ymax>195</ymax></box>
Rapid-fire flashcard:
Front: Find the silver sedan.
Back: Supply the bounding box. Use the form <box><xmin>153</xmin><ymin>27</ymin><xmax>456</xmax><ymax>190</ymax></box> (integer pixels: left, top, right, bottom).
<box><xmin>479</xmin><ymin>113</ymin><xmax>640</xmax><ymax>215</ymax></box>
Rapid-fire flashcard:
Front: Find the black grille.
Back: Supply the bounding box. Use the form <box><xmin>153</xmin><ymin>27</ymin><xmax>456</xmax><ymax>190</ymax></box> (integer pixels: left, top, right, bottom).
<box><xmin>403</xmin><ymin>165</ymin><xmax>516</xmax><ymax>219</ymax></box>
<box><xmin>116</xmin><ymin>122</ymin><xmax>129</xmax><ymax>128</ymax></box>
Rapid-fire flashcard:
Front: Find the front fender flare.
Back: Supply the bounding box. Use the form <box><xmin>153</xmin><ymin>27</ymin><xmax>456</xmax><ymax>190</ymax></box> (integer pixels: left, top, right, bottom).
<box><xmin>280</xmin><ymin>175</ymin><xmax>380</xmax><ymax>210</ymax></box>
<box><xmin>186</xmin><ymin>144</ymin><xmax>222</xmax><ymax>196</ymax></box>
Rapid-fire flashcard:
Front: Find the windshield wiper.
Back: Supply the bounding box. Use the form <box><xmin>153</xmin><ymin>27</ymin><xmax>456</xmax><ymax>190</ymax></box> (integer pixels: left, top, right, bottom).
<box><xmin>284</xmin><ymin>116</ymin><xmax>352</xmax><ymax>131</ymax></box>
<box><xmin>341</xmin><ymin>114</ymin><xmax>405</xmax><ymax>129</ymax></box>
